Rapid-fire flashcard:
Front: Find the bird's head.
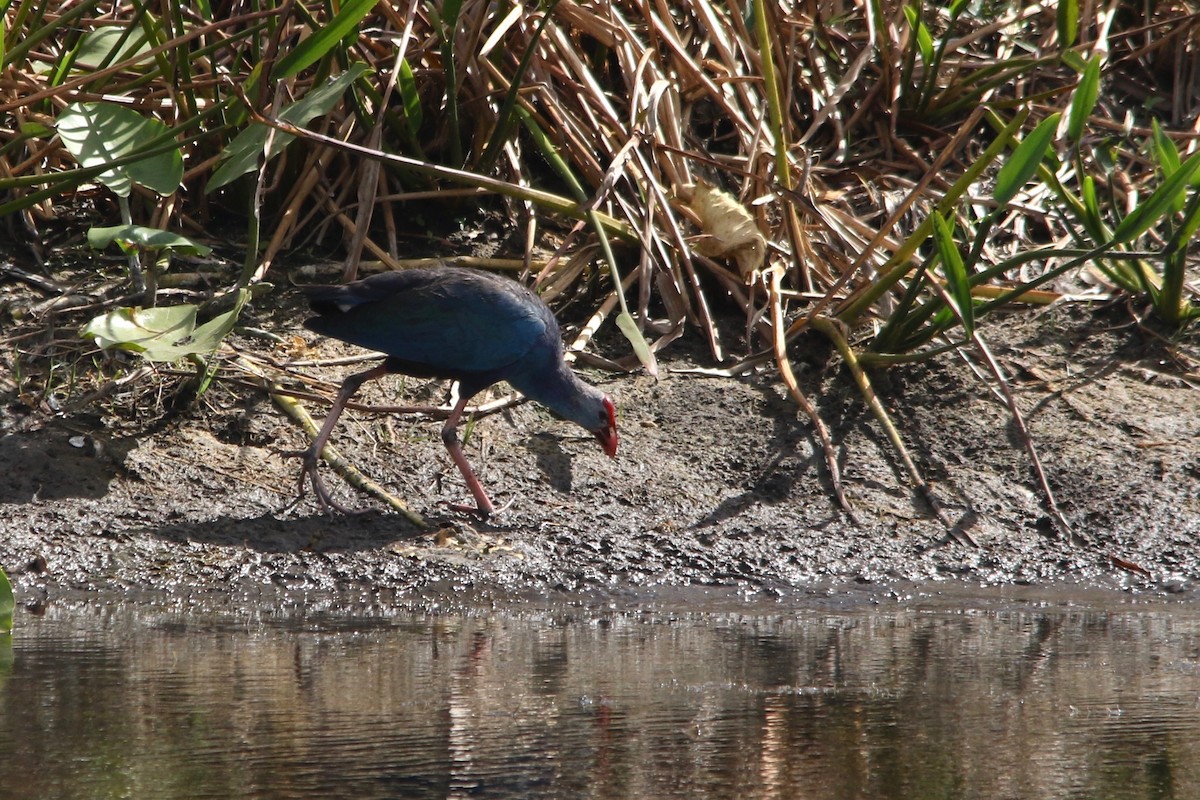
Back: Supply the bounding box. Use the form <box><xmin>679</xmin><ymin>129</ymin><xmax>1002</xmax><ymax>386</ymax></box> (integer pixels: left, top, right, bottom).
<box><xmin>594</xmin><ymin>395</ymin><xmax>618</xmax><ymax>457</ymax></box>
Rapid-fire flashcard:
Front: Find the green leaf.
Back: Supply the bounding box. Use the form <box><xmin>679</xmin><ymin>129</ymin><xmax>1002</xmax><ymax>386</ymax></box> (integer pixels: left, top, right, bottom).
<box><xmin>19</xmin><ymin>121</ymin><xmax>54</xmax><ymax>138</ymax></box>
<box><xmin>81</xmin><ymin>290</ymin><xmax>249</xmax><ymax>362</ymax></box>
<box><xmin>74</xmin><ymin>25</ymin><xmax>154</xmax><ymax>70</ymax></box>
<box><xmin>1081</xmin><ymin>174</ymin><xmax>1103</xmax><ymax>233</ymax></box>
<box><xmin>1112</xmin><ymin>150</ymin><xmax>1200</xmax><ymax>245</ymax></box>
<box><xmin>209</xmin><ymin>64</ymin><xmax>370</xmax><ymax>191</ymax></box>
<box><xmin>1066</xmin><ymin>54</ymin><xmax>1102</xmax><ymax>145</ymax></box>
<box><xmin>273</xmin><ymin>0</ymin><xmax>378</xmax><ymax>79</ymax></box>
<box><xmin>932</xmin><ymin>211</ymin><xmax>973</xmax><ymax>335</ymax></box>
<box><xmin>1151</xmin><ymin>119</ymin><xmax>1181</xmax><ymax>177</ymax></box>
<box><xmin>994</xmin><ymin>112</ymin><xmax>1061</xmax><ymax>206</ymax></box>
<box><xmin>1151</xmin><ymin>120</ymin><xmax>1185</xmax><ymax>213</ymax></box>
<box><xmin>1060</xmin><ymin>50</ymin><xmax>1087</xmax><ymax>72</ymax></box>
<box><xmin>398</xmin><ymin>58</ymin><xmax>423</xmax><ymax>131</ymax></box>
<box><xmin>57</xmin><ymin>102</ymin><xmax>183</xmax><ymax>197</ymax></box>
<box><xmin>903</xmin><ymin>6</ymin><xmax>934</xmax><ymax>67</ymax></box>
<box><xmin>88</xmin><ymin>224</ymin><xmax>212</xmax><ymax>256</ymax></box>
<box><xmin>0</xmin><ymin>567</ymin><xmax>13</xmax><ymax>634</ymax></box>
<box><xmin>1056</xmin><ymin>0</ymin><xmax>1078</xmax><ymax>49</ymax></box>
<box><xmin>615</xmin><ymin>311</ymin><xmax>658</xmax><ymax>378</ymax></box>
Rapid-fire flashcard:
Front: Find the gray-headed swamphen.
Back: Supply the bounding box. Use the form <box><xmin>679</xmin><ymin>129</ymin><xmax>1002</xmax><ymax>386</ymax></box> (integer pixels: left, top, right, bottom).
<box><xmin>293</xmin><ymin>266</ymin><xmax>618</xmax><ymax>516</ymax></box>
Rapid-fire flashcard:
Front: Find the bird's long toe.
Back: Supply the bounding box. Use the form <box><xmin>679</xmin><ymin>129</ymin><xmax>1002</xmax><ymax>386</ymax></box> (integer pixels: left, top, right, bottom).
<box><xmin>284</xmin><ymin>447</ymin><xmax>361</xmax><ymax>515</ymax></box>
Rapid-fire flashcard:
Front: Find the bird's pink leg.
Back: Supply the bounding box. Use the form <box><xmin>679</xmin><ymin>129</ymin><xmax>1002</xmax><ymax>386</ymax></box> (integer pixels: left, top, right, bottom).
<box><xmin>441</xmin><ymin>394</ymin><xmax>496</xmax><ymax>516</ymax></box>
<box><xmin>289</xmin><ymin>363</ymin><xmax>391</xmax><ymax>513</ymax></box>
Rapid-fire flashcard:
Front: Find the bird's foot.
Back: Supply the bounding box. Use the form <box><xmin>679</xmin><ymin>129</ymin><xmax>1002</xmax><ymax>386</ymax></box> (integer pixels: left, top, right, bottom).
<box><xmin>441</xmin><ymin>495</ymin><xmax>514</xmax><ymax>519</ymax></box>
<box><xmin>281</xmin><ymin>448</ymin><xmax>364</xmax><ymax>516</ymax></box>
<box><xmin>442</xmin><ymin>500</ymin><xmax>491</xmax><ymax>519</ymax></box>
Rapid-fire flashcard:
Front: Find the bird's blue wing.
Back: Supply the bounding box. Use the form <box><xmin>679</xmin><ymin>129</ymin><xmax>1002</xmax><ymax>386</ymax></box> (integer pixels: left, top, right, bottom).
<box><xmin>303</xmin><ymin>270</ymin><xmax>555</xmax><ymax>374</ymax></box>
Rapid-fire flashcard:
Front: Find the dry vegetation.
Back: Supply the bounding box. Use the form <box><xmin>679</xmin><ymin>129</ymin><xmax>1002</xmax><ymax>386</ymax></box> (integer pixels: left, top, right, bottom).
<box><xmin>3</xmin><ymin>0</ymin><xmax>1200</xmax><ymax>538</ymax></box>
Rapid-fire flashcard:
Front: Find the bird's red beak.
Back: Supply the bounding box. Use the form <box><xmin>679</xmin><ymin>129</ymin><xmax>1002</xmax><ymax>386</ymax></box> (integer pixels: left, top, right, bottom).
<box><xmin>596</xmin><ymin>395</ymin><xmax>618</xmax><ymax>457</ymax></box>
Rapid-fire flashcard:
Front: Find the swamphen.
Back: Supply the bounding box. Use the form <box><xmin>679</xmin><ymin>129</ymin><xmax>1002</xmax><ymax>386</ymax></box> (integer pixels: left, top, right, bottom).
<box><xmin>294</xmin><ymin>266</ymin><xmax>618</xmax><ymax>516</ymax></box>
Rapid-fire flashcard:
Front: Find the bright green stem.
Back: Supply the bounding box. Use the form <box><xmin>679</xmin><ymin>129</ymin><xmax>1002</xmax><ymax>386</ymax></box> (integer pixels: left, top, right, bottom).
<box><xmin>753</xmin><ymin>0</ymin><xmax>791</xmax><ymax>190</ymax></box>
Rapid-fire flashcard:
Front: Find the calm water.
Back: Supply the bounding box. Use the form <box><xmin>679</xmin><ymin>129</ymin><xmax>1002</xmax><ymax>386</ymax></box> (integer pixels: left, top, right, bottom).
<box><xmin>1</xmin><ymin>590</ymin><xmax>1199</xmax><ymax>799</ymax></box>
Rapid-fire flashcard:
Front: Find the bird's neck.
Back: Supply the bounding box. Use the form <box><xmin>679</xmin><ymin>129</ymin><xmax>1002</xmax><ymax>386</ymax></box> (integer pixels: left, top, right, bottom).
<box><xmin>506</xmin><ymin>354</ymin><xmax>603</xmax><ymax>431</ymax></box>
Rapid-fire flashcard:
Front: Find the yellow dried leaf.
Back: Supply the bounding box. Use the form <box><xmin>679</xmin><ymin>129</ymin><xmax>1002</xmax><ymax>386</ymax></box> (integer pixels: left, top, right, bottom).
<box><xmin>686</xmin><ymin>181</ymin><xmax>766</xmax><ymax>282</ymax></box>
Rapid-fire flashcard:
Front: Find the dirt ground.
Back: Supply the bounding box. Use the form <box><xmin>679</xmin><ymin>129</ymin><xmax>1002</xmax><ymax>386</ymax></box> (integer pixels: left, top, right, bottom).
<box><xmin>3</xmin><ymin>266</ymin><xmax>1199</xmax><ymax>606</ymax></box>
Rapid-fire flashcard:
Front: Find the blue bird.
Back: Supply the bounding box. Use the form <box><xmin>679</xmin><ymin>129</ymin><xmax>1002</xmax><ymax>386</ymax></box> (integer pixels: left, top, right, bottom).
<box><xmin>294</xmin><ymin>266</ymin><xmax>618</xmax><ymax>516</ymax></box>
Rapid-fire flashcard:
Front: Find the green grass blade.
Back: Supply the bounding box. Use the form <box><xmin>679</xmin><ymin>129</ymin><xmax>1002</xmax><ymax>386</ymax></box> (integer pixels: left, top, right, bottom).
<box><xmin>1057</xmin><ymin>0</ymin><xmax>1078</xmax><ymax>48</ymax></box>
<box><xmin>1112</xmin><ymin>150</ymin><xmax>1200</xmax><ymax>245</ymax></box>
<box><xmin>273</xmin><ymin>0</ymin><xmax>377</xmax><ymax>79</ymax></box>
<box><xmin>994</xmin><ymin>112</ymin><xmax>1060</xmax><ymax>206</ymax></box>
<box><xmin>1151</xmin><ymin>120</ymin><xmax>1185</xmax><ymax>213</ymax></box>
<box><xmin>1158</xmin><ymin>188</ymin><xmax>1200</xmax><ymax>324</ymax></box>
<box><xmin>1066</xmin><ymin>53</ymin><xmax>1101</xmax><ymax>145</ymax></box>
<box><xmin>932</xmin><ymin>211</ymin><xmax>974</xmax><ymax>335</ymax></box>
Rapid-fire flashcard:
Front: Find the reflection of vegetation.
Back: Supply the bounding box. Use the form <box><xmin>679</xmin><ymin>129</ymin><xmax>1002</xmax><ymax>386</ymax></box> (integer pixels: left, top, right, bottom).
<box><xmin>2</xmin><ymin>2</ymin><xmax>1198</xmax><ymax>533</ymax></box>
<box><xmin>6</xmin><ymin>604</ymin><xmax>1200</xmax><ymax>797</ymax></box>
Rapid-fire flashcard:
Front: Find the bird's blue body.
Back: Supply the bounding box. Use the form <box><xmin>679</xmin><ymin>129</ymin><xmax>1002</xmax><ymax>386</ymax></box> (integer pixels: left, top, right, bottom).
<box><xmin>295</xmin><ymin>266</ymin><xmax>618</xmax><ymax>516</ymax></box>
<box><xmin>304</xmin><ymin>268</ymin><xmax>553</xmax><ymax>392</ymax></box>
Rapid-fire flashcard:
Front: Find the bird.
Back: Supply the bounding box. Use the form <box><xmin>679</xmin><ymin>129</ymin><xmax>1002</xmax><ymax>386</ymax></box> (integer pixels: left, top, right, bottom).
<box><xmin>292</xmin><ymin>266</ymin><xmax>618</xmax><ymax>517</ymax></box>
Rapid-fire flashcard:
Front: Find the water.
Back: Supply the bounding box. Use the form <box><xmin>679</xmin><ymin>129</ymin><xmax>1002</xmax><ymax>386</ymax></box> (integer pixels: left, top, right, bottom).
<box><xmin>2</xmin><ymin>590</ymin><xmax>1199</xmax><ymax>799</ymax></box>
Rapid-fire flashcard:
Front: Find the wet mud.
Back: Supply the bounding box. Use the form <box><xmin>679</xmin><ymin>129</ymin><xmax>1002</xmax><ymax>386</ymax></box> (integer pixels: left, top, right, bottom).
<box><xmin>3</xmin><ymin>286</ymin><xmax>1199</xmax><ymax>606</ymax></box>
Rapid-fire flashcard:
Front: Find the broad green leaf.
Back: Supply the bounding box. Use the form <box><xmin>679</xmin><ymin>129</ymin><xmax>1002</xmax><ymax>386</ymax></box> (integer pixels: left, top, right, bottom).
<box><xmin>1057</xmin><ymin>0</ymin><xmax>1078</xmax><ymax>49</ymax></box>
<box><xmin>84</xmin><ymin>305</ymin><xmax>197</xmax><ymax>354</ymax></box>
<box><xmin>932</xmin><ymin>212</ymin><xmax>973</xmax><ymax>335</ymax></box>
<box><xmin>209</xmin><ymin>64</ymin><xmax>370</xmax><ymax>191</ymax></box>
<box><xmin>1112</xmin><ymin>150</ymin><xmax>1200</xmax><ymax>244</ymax></box>
<box><xmin>1066</xmin><ymin>54</ymin><xmax>1102</xmax><ymax>145</ymax></box>
<box><xmin>88</xmin><ymin>224</ymin><xmax>212</xmax><ymax>256</ymax></box>
<box><xmin>0</xmin><ymin>567</ymin><xmax>13</xmax><ymax>634</ymax></box>
<box><xmin>273</xmin><ymin>0</ymin><xmax>377</xmax><ymax>79</ymax></box>
<box><xmin>82</xmin><ymin>291</ymin><xmax>248</xmax><ymax>362</ymax></box>
<box><xmin>994</xmin><ymin>112</ymin><xmax>1061</xmax><ymax>206</ymax></box>
<box><xmin>75</xmin><ymin>25</ymin><xmax>154</xmax><ymax>70</ymax></box>
<box><xmin>57</xmin><ymin>102</ymin><xmax>183</xmax><ymax>197</ymax></box>
<box><xmin>615</xmin><ymin>310</ymin><xmax>658</xmax><ymax>378</ymax></box>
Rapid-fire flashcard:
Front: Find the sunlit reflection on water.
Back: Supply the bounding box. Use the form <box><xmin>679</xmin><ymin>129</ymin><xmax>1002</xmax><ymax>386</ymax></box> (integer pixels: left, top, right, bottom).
<box><xmin>1</xmin><ymin>592</ymin><xmax>1198</xmax><ymax>799</ymax></box>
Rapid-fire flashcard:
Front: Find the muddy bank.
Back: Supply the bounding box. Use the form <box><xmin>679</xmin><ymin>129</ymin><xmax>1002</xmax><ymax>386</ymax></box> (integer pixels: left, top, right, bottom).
<box><xmin>2</xmin><ymin>290</ymin><xmax>1199</xmax><ymax>605</ymax></box>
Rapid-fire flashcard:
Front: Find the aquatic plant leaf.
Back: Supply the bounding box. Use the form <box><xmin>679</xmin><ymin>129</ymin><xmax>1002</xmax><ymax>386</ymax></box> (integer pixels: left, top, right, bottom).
<box><xmin>57</xmin><ymin>102</ymin><xmax>183</xmax><ymax>197</ymax></box>
<box><xmin>82</xmin><ymin>291</ymin><xmax>248</xmax><ymax>362</ymax></box>
<box><xmin>209</xmin><ymin>64</ymin><xmax>370</xmax><ymax>191</ymax></box>
<box><xmin>75</xmin><ymin>25</ymin><xmax>154</xmax><ymax>70</ymax></box>
<box><xmin>88</xmin><ymin>224</ymin><xmax>212</xmax><ymax>256</ymax></box>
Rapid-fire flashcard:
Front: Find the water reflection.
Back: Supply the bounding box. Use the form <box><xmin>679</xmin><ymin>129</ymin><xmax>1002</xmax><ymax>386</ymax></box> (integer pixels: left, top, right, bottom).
<box><xmin>0</xmin><ymin>595</ymin><xmax>1198</xmax><ymax>799</ymax></box>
